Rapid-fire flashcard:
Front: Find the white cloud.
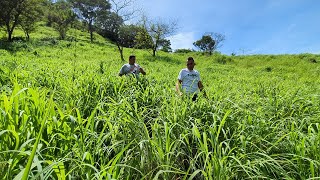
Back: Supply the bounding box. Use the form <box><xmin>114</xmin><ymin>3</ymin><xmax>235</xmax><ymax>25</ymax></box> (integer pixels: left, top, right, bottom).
<box><xmin>167</xmin><ymin>32</ymin><xmax>195</xmax><ymax>51</ymax></box>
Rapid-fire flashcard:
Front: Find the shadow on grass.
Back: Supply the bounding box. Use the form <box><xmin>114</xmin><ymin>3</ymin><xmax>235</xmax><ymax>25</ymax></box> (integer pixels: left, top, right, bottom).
<box><xmin>0</xmin><ymin>36</ymin><xmax>113</xmax><ymax>54</ymax></box>
<box><xmin>0</xmin><ymin>37</ymin><xmax>30</xmax><ymax>53</ymax></box>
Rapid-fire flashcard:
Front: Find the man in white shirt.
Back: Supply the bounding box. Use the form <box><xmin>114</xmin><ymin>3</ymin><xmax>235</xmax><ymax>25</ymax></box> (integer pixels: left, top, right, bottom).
<box><xmin>119</xmin><ymin>55</ymin><xmax>146</xmax><ymax>77</ymax></box>
<box><xmin>176</xmin><ymin>57</ymin><xmax>206</xmax><ymax>101</ymax></box>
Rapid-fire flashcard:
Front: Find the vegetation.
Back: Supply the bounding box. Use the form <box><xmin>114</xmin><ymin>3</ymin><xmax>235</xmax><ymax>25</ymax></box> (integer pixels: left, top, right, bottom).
<box><xmin>193</xmin><ymin>33</ymin><xmax>225</xmax><ymax>55</ymax></box>
<box><xmin>174</xmin><ymin>48</ymin><xmax>194</xmax><ymax>54</ymax></box>
<box><xmin>19</xmin><ymin>0</ymin><xmax>44</xmax><ymax>41</ymax></box>
<box><xmin>0</xmin><ymin>0</ymin><xmax>180</xmax><ymax>60</ymax></box>
<box><xmin>48</xmin><ymin>0</ymin><xmax>76</xmax><ymax>40</ymax></box>
<box><xmin>96</xmin><ymin>0</ymin><xmax>138</xmax><ymax>61</ymax></box>
<box><xmin>0</xmin><ymin>25</ymin><xmax>320</xmax><ymax>179</ymax></box>
<box><xmin>0</xmin><ymin>0</ymin><xmax>45</xmax><ymax>41</ymax></box>
<box><xmin>136</xmin><ymin>15</ymin><xmax>177</xmax><ymax>57</ymax></box>
<box><xmin>69</xmin><ymin>0</ymin><xmax>111</xmax><ymax>43</ymax></box>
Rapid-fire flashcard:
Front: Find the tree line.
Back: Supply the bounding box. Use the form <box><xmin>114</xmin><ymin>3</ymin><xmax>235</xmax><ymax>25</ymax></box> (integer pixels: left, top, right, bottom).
<box><xmin>0</xmin><ymin>0</ymin><xmax>225</xmax><ymax>59</ymax></box>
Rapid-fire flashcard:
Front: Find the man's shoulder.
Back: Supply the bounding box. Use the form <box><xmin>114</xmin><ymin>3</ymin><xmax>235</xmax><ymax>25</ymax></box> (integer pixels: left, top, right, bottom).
<box><xmin>180</xmin><ymin>68</ymin><xmax>188</xmax><ymax>72</ymax></box>
<box><xmin>121</xmin><ymin>63</ymin><xmax>130</xmax><ymax>67</ymax></box>
<box><xmin>193</xmin><ymin>69</ymin><xmax>200</xmax><ymax>74</ymax></box>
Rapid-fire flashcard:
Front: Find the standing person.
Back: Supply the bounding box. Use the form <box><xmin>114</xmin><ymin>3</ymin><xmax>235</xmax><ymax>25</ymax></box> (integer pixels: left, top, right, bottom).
<box><xmin>176</xmin><ymin>57</ymin><xmax>206</xmax><ymax>101</ymax></box>
<box><xmin>119</xmin><ymin>55</ymin><xmax>146</xmax><ymax>77</ymax></box>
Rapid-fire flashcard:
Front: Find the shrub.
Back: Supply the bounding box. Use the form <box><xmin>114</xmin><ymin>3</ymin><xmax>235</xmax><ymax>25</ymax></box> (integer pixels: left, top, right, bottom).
<box><xmin>265</xmin><ymin>67</ymin><xmax>272</xmax><ymax>72</ymax></box>
<box><xmin>174</xmin><ymin>48</ymin><xmax>193</xmax><ymax>53</ymax></box>
<box><xmin>215</xmin><ymin>55</ymin><xmax>233</xmax><ymax>64</ymax></box>
<box><xmin>309</xmin><ymin>58</ymin><xmax>317</xmax><ymax>63</ymax></box>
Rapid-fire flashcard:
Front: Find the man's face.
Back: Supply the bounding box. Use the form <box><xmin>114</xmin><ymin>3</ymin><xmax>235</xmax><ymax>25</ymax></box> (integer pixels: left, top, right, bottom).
<box><xmin>187</xmin><ymin>60</ymin><xmax>195</xmax><ymax>70</ymax></box>
<box><xmin>129</xmin><ymin>57</ymin><xmax>136</xmax><ymax>65</ymax></box>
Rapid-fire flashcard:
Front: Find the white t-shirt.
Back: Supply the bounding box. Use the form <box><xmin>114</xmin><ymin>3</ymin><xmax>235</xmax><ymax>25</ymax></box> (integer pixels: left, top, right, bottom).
<box><xmin>178</xmin><ymin>68</ymin><xmax>201</xmax><ymax>94</ymax></box>
<box><xmin>119</xmin><ymin>63</ymin><xmax>142</xmax><ymax>77</ymax></box>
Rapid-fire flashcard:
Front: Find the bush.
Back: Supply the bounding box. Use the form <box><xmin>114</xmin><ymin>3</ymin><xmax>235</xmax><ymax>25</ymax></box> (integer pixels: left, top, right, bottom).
<box><xmin>0</xmin><ymin>40</ymin><xmax>32</xmax><ymax>53</ymax></box>
<box><xmin>41</xmin><ymin>37</ymin><xmax>59</xmax><ymax>45</ymax></box>
<box><xmin>265</xmin><ymin>67</ymin><xmax>272</xmax><ymax>72</ymax></box>
<box><xmin>309</xmin><ymin>58</ymin><xmax>317</xmax><ymax>63</ymax></box>
<box><xmin>215</xmin><ymin>55</ymin><xmax>233</xmax><ymax>64</ymax></box>
<box><xmin>298</xmin><ymin>53</ymin><xmax>312</xmax><ymax>60</ymax></box>
<box><xmin>174</xmin><ymin>49</ymin><xmax>193</xmax><ymax>53</ymax></box>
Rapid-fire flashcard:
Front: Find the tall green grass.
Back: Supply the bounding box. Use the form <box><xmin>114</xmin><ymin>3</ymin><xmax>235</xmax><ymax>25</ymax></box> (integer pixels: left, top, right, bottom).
<box><xmin>1</xmin><ymin>25</ymin><xmax>320</xmax><ymax>179</ymax></box>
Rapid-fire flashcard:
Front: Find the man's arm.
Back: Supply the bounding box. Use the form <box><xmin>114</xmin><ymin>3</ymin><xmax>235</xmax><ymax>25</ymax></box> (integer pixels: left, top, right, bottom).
<box><xmin>198</xmin><ymin>81</ymin><xmax>207</xmax><ymax>97</ymax></box>
<box><xmin>140</xmin><ymin>67</ymin><xmax>146</xmax><ymax>75</ymax></box>
<box><xmin>176</xmin><ymin>79</ymin><xmax>183</xmax><ymax>96</ymax></box>
<box><xmin>119</xmin><ymin>65</ymin><xmax>126</xmax><ymax>76</ymax></box>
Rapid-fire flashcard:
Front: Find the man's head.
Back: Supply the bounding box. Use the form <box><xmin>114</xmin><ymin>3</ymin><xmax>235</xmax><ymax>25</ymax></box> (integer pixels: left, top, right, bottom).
<box><xmin>186</xmin><ymin>57</ymin><xmax>195</xmax><ymax>70</ymax></box>
<box><xmin>129</xmin><ymin>55</ymin><xmax>136</xmax><ymax>65</ymax></box>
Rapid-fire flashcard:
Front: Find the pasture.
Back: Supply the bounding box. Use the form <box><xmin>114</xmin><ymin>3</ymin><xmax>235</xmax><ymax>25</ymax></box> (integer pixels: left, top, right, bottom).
<box><xmin>1</xmin><ymin>26</ymin><xmax>320</xmax><ymax>179</ymax></box>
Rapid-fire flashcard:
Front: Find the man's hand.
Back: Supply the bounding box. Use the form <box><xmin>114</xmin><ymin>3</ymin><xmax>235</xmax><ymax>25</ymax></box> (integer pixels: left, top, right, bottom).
<box><xmin>140</xmin><ymin>67</ymin><xmax>146</xmax><ymax>75</ymax></box>
<box><xmin>176</xmin><ymin>79</ymin><xmax>182</xmax><ymax>96</ymax></box>
<box><xmin>198</xmin><ymin>81</ymin><xmax>208</xmax><ymax>98</ymax></box>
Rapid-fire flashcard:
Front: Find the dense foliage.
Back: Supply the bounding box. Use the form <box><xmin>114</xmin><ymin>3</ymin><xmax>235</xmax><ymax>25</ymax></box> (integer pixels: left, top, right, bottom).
<box><xmin>0</xmin><ymin>26</ymin><xmax>320</xmax><ymax>179</ymax></box>
<box><xmin>193</xmin><ymin>33</ymin><xmax>225</xmax><ymax>55</ymax></box>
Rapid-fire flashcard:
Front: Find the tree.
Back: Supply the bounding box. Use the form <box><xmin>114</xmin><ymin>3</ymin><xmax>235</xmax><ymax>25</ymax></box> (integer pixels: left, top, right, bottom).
<box><xmin>96</xmin><ymin>0</ymin><xmax>139</xmax><ymax>61</ymax></box>
<box><xmin>174</xmin><ymin>49</ymin><xmax>194</xmax><ymax>53</ymax></box>
<box><xmin>110</xmin><ymin>0</ymin><xmax>140</xmax><ymax>61</ymax></box>
<box><xmin>117</xmin><ymin>24</ymin><xmax>142</xmax><ymax>48</ymax></box>
<box><xmin>0</xmin><ymin>0</ymin><xmax>41</xmax><ymax>41</ymax></box>
<box><xmin>69</xmin><ymin>0</ymin><xmax>111</xmax><ymax>42</ymax></box>
<box><xmin>96</xmin><ymin>11</ymin><xmax>123</xmax><ymax>42</ymax></box>
<box><xmin>134</xmin><ymin>26</ymin><xmax>153</xmax><ymax>49</ymax></box>
<box><xmin>48</xmin><ymin>0</ymin><xmax>76</xmax><ymax>40</ymax></box>
<box><xmin>193</xmin><ymin>32</ymin><xmax>225</xmax><ymax>55</ymax></box>
<box><xmin>158</xmin><ymin>39</ymin><xmax>172</xmax><ymax>52</ymax></box>
<box><xmin>193</xmin><ymin>35</ymin><xmax>215</xmax><ymax>55</ymax></box>
<box><xmin>96</xmin><ymin>11</ymin><xmax>126</xmax><ymax>60</ymax></box>
<box><xmin>109</xmin><ymin>0</ymin><xmax>138</xmax><ymax>22</ymax></box>
<box><xmin>19</xmin><ymin>0</ymin><xmax>43</xmax><ymax>40</ymax></box>
<box><xmin>141</xmin><ymin>16</ymin><xmax>177</xmax><ymax>56</ymax></box>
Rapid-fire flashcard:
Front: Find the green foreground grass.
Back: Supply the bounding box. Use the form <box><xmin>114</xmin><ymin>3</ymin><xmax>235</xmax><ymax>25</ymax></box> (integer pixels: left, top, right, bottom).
<box><xmin>1</xmin><ymin>25</ymin><xmax>320</xmax><ymax>179</ymax></box>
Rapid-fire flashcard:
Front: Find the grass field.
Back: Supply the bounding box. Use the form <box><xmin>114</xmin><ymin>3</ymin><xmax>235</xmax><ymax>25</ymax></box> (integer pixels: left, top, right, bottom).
<box><xmin>1</xmin><ymin>25</ymin><xmax>320</xmax><ymax>179</ymax></box>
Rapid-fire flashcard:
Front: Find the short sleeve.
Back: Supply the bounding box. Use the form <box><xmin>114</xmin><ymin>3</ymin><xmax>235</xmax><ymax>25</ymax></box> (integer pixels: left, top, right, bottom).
<box><xmin>136</xmin><ymin>64</ymin><xmax>141</xmax><ymax>72</ymax></box>
<box><xmin>178</xmin><ymin>70</ymin><xmax>183</xmax><ymax>80</ymax></box>
<box><xmin>197</xmin><ymin>71</ymin><xmax>201</xmax><ymax>81</ymax></box>
<box><xmin>119</xmin><ymin>65</ymin><xmax>126</xmax><ymax>75</ymax></box>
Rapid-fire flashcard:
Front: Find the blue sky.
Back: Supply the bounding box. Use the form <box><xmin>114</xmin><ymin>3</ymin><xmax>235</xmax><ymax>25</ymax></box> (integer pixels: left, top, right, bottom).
<box><xmin>136</xmin><ymin>0</ymin><xmax>320</xmax><ymax>55</ymax></box>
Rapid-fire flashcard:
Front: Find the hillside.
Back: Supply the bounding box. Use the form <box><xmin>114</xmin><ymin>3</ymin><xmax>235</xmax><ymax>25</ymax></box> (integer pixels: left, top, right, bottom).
<box><xmin>1</xmin><ymin>24</ymin><xmax>320</xmax><ymax>179</ymax></box>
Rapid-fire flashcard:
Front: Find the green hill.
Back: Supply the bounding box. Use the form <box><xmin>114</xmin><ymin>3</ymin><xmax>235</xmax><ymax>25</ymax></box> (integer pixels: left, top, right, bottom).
<box><xmin>1</xmin><ymin>24</ymin><xmax>320</xmax><ymax>179</ymax></box>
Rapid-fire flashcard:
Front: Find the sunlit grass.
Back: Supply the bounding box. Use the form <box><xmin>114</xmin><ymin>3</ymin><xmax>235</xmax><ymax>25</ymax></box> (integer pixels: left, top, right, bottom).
<box><xmin>0</xmin><ymin>25</ymin><xmax>320</xmax><ymax>179</ymax></box>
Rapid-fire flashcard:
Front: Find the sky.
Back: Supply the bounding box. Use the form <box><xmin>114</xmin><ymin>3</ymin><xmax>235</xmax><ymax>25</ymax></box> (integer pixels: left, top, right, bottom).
<box><xmin>135</xmin><ymin>0</ymin><xmax>320</xmax><ymax>55</ymax></box>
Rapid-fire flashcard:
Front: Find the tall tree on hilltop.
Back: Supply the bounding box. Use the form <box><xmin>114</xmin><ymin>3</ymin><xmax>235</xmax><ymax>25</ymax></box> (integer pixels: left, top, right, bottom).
<box><xmin>69</xmin><ymin>0</ymin><xmax>111</xmax><ymax>42</ymax></box>
<box><xmin>193</xmin><ymin>35</ymin><xmax>215</xmax><ymax>55</ymax></box>
<box><xmin>193</xmin><ymin>32</ymin><xmax>225</xmax><ymax>55</ymax></box>
<box><xmin>210</xmin><ymin>32</ymin><xmax>225</xmax><ymax>50</ymax></box>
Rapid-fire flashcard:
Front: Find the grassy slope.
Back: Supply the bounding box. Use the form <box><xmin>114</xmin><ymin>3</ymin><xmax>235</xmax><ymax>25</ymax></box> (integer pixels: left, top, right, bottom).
<box><xmin>1</xmin><ymin>24</ymin><xmax>320</xmax><ymax>179</ymax></box>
